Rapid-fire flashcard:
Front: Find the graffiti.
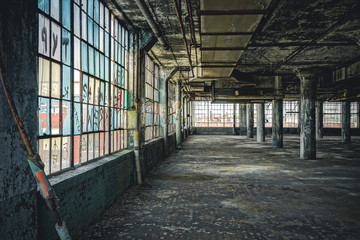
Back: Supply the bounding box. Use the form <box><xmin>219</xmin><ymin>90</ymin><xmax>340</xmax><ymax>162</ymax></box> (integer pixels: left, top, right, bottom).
<box><xmin>52</xmin><ymin>32</ymin><xmax>58</xmax><ymax>56</ymax></box>
<box><xmin>74</xmin><ymin>107</ymin><xmax>81</xmax><ymax>132</ymax></box>
<box><xmin>52</xmin><ymin>139</ymin><xmax>58</xmax><ymax>167</ymax></box>
<box><xmin>62</xmin><ymin>142</ymin><xmax>68</xmax><ymax>160</ymax></box>
<box><xmin>62</xmin><ymin>37</ymin><xmax>69</xmax><ymax>59</ymax></box>
<box><xmin>41</xmin><ymin>27</ymin><xmax>47</xmax><ymax>52</ymax></box>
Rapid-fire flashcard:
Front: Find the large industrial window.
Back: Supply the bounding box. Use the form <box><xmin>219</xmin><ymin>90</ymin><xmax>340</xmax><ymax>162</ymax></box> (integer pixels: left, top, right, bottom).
<box><xmin>283</xmin><ymin>101</ymin><xmax>299</xmax><ymax>128</ymax></box>
<box><xmin>323</xmin><ymin>102</ymin><xmax>341</xmax><ymax>128</ymax></box>
<box><xmin>145</xmin><ymin>55</ymin><xmax>160</xmax><ymax>141</ymax></box>
<box><xmin>351</xmin><ymin>103</ymin><xmax>359</xmax><ymax>128</ymax></box>
<box><xmin>37</xmin><ymin>0</ymin><xmax>129</xmax><ymax>175</ymax></box>
<box><xmin>192</xmin><ymin>101</ymin><xmax>234</xmax><ymax>127</ymax></box>
<box><xmin>168</xmin><ymin>81</ymin><xmax>175</xmax><ymax>133</ymax></box>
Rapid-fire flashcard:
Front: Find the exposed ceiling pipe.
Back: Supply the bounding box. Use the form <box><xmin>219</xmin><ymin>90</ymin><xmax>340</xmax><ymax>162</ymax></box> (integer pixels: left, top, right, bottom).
<box><xmin>172</xmin><ymin>0</ymin><xmax>195</xmax><ymax>78</ymax></box>
<box><xmin>185</xmin><ymin>0</ymin><xmax>198</xmax><ymax>65</ymax></box>
<box><xmin>134</xmin><ymin>0</ymin><xmax>169</xmax><ymax>50</ymax></box>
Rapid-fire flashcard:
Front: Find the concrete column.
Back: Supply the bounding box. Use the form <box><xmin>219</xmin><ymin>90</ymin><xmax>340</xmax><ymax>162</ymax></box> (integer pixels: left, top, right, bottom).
<box><xmin>247</xmin><ymin>103</ymin><xmax>254</xmax><ymax>138</ymax></box>
<box><xmin>357</xmin><ymin>102</ymin><xmax>360</xmax><ymax>128</ymax></box>
<box><xmin>257</xmin><ymin>103</ymin><xmax>265</xmax><ymax>142</ymax></box>
<box><xmin>233</xmin><ymin>104</ymin><xmax>237</xmax><ymax>135</ymax></box>
<box><xmin>186</xmin><ymin>98</ymin><xmax>190</xmax><ymax>136</ymax></box>
<box><xmin>272</xmin><ymin>76</ymin><xmax>283</xmax><ymax>148</ymax></box>
<box><xmin>175</xmin><ymin>80</ymin><xmax>181</xmax><ymax>147</ymax></box>
<box><xmin>272</xmin><ymin>99</ymin><xmax>283</xmax><ymax>147</ymax></box>
<box><xmin>297</xmin><ymin>99</ymin><xmax>301</xmax><ymax>134</ymax></box>
<box><xmin>341</xmin><ymin>101</ymin><xmax>351</xmax><ymax>143</ymax></box>
<box><xmin>299</xmin><ymin>76</ymin><xmax>317</xmax><ymax>159</ymax></box>
<box><xmin>159</xmin><ymin>73</ymin><xmax>168</xmax><ymax>156</ymax></box>
<box><xmin>315</xmin><ymin>100</ymin><xmax>323</xmax><ymax>139</ymax></box>
<box><xmin>239</xmin><ymin>104</ymin><xmax>247</xmax><ymax>135</ymax></box>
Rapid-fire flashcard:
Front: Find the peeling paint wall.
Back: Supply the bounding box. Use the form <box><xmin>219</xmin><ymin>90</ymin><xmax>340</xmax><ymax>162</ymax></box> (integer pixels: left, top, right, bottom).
<box><xmin>0</xmin><ymin>0</ymin><xmax>38</xmax><ymax>238</ymax></box>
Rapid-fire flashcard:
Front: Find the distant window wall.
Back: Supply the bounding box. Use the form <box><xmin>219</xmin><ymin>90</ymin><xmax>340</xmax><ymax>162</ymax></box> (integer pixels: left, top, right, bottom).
<box><xmin>192</xmin><ymin>101</ymin><xmax>234</xmax><ymax>127</ymax></box>
<box><xmin>144</xmin><ymin>55</ymin><xmax>160</xmax><ymax>141</ymax></box>
<box><xmin>37</xmin><ymin>0</ymin><xmax>129</xmax><ymax>175</ymax></box>
<box><xmin>323</xmin><ymin>102</ymin><xmax>359</xmax><ymax>128</ymax></box>
<box><xmin>168</xmin><ymin>82</ymin><xmax>175</xmax><ymax>133</ymax></box>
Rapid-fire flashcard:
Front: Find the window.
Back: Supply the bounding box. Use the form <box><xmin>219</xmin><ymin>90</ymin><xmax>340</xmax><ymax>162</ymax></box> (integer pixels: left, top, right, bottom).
<box><xmin>37</xmin><ymin>0</ymin><xmax>129</xmax><ymax>175</ymax></box>
<box><xmin>168</xmin><ymin>81</ymin><xmax>175</xmax><ymax>133</ymax></box>
<box><xmin>351</xmin><ymin>102</ymin><xmax>359</xmax><ymax>128</ymax></box>
<box><xmin>323</xmin><ymin>102</ymin><xmax>341</xmax><ymax>128</ymax></box>
<box><xmin>192</xmin><ymin>101</ymin><xmax>235</xmax><ymax>127</ymax></box>
<box><xmin>283</xmin><ymin>101</ymin><xmax>299</xmax><ymax>128</ymax></box>
<box><xmin>144</xmin><ymin>55</ymin><xmax>160</xmax><ymax>141</ymax></box>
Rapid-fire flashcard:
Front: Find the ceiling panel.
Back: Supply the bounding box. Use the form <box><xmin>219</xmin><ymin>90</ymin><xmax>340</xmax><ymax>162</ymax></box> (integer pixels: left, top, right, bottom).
<box><xmin>201</xmin><ymin>35</ymin><xmax>252</xmax><ymax>48</ymax></box>
<box><xmin>201</xmin><ymin>15</ymin><xmax>263</xmax><ymax>33</ymax></box>
<box><xmin>200</xmin><ymin>0</ymin><xmax>271</xmax><ymax>11</ymax></box>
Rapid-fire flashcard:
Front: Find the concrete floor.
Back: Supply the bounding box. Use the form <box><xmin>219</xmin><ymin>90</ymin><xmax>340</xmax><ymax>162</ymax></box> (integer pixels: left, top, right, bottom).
<box><xmin>77</xmin><ymin>135</ymin><xmax>360</xmax><ymax>240</ymax></box>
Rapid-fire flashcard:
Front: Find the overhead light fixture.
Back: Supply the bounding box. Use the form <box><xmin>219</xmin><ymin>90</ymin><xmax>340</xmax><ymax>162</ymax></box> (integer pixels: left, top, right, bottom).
<box><xmin>235</xmin><ymin>90</ymin><xmax>239</xmax><ymax>96</ymax></box>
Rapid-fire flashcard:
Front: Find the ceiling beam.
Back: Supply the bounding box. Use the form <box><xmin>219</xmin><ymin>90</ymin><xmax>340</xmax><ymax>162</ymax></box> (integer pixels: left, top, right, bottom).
<box><xmin>247</xmin><ymin>42</ymin><xmax>358</xmax><ymax>47</ymax></box>
<box><xmin>201</xmin><ymin>47</ymin><xmax>246</xmax><ymax>51</ymax></box>
<box><xmin>200</xmin><ymin>10</ymin><xmax>269</xmax><ymax>16</ymax></box>
<box><xmin>201</xmin><ymin>32</ymin><xmax>255</xmax><ymax>36</ymax></box>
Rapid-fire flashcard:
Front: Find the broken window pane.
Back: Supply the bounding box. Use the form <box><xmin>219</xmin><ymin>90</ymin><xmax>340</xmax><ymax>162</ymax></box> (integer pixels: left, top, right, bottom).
<box><xmin>38</xmin><ymin>57</ymin><xmax>50</xmax><ymax>97</ymax></box>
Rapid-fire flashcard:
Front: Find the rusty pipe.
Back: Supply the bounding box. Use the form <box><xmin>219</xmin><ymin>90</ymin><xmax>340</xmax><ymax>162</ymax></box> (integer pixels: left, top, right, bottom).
<box><xmin>134</xmin><ymin>0</ymin><xmax>169</xmax><ymax>50</ymax></box>
<box><xmin>185</xmin><ymin>0</ymin><xmax>198</xmax><ymax>65</ymax></box>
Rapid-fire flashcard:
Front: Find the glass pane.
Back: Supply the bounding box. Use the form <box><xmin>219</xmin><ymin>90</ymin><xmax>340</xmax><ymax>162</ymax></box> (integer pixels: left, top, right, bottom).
<box><xmin>105</xmin><ymin>57</ymin><xmax>110</xmax><ymax>81</ymax></box>
<box><xmin>105</xmin><ymin>107</ymin><xmax>109</xmax><ymax>131</ymax></box>
<box><xmin>62</xmin><ymin>0</ymin><xmax>71</xmax><ymax>30</ymax></box>
<box><xmin>51</xmin><ymin>99</ymin><xmax>60</xmax><ymax>135</ymax></box>
<box><xmin>82</xmin><ymin>74</ymin><xmax>89</xmax><ymax>103</ymax></box>
<box><xmin>81</xmin><ymin>0</ymin><xmax>87</xmax><ymax>12</ymax></box>
<box><xmin>94</xmin><ymin>23</ymin><xmax>99</xmax><ymax>50</ymax></box>
<box><xmin>88</xmin><ymin>133</ymin><xmax>94</xmax><ymax>160</ymax></box>
<box><xmin>74</xmin><ymin>4</ymin><xmax>81</xmax><ymax>37</ymax></box>
<box><xmin>94</xmin><ymin>50</ymin><xmax>99</xmax><ymax>78</ymax></box>
<box><xmin>94</xmin><ymin>79</ymin><xmax>100</xmax><ymax>105</ymax></box>
<box><xmin>99</xmin><ymin>3</ymin><xmax>104</xmax><ymax>28</ymax></box>
<box><xmin>104</xmin><ymin>131</ymin><xmax>109</xmax><ymax>155</ymax></box>
<box><xmin>38</xmin><ymin>138</ymin><xmax>50</xmax><ymax>175</ymax></box>
<box><xmin>81</xmin><ymin>41</ymin><xmax>88</xmax><ymax>72</ymax></box>
<box><xmin>62</xmin><ymin>65</ymin><xmax>71</xmax><ymax>100</ymax></box>
<box><xmin>74</xmin><ymin>70</ymin><xmax>81</xmax><ymax>102</ymax></box>
<box><xmin>62</xmin><ymin>29</ymin><xmax>71</xmax><ymax>65</ymax></box>
<box><xmin>74</xmin><ymin>37</ymin><xmax>81</xmax><ymax>69</ymax></box>
<box><xmin>62</xmin><ymin>100</ymin><xmax>71</xmax><ymax>135</ymax></box>
<box><xmin>88</xmin><ymin>104</ymin><xmax>93</xmax><ymax>132</ymax></box>
<box><xmin>38</xmin><ymin>14</ymin><xmax>50</xmax><ymax>56</ymax></box>
<box><xmin>62</xmin><ymin>136</ymin><xmax>71</xmax><ymax>169</ymax></box>
<box><xmin>94</xmin><ymin>105</ymin><xmax>99</xmax><ymax>131</ymax></box>
<box><xmin>88</xmin><ymin>77</ymin><xmax>94</xmax><ymax>104</ymax></box>
<box><xmin>51</xmin><ymin>137</ymin><xmax>61</xmax><ymax>173</ymax></box>
<box><xmin>82</xmin><ymin>104</ymin><xmax>88</xmax><ymax>132</ymax></box>
<box><xmin>51</xmin><ymin>62</ymin><xmax>61</xmax><ymax>98</ymax></box>
<box><xmin>51</xmin><ymin>22</ymin><xmax>61</xmax><ymax>61</ymax></box>
<box><xmin>104</xmin><ymin>82</ymin><xmax>109</xmax><ymax>106</ymax></box>
<box><xmin>38</xmin><ymin>0</ymin><xmax>50</xmax><ymax>14</ymax></box>
<box><xmin>94</xmin><ymin>133</ymin><xmax>100</xmax><ymax>158</ymax></box>
<box><xmin>88</xmin><ymin>46</ymin><xmax>94</xmax><ymax>75</ymax></box>
<box><xmin>99</xmin><ymin>106</ymin><xmax>104</xmax><ymax>131</ymax></box>
<box><xmin>104</xmin><ymin>32</ymin><xmax>109</xmax><ymax>57</ymax></box>
<box><xmin>88</xmin><ymin>0</ymin><xmax>93</xmax><ymax>18</ymax></box>
<box><xmin>104</xmin><ymin>7</ymin><xmax>110</xmax><ymax>32</ymax></box>
<box><xmin>88</xmin><ymin>17</ymin><xmax>94</xmax><ymax>45</ymax></box>
<box><xmin>94</xmin><ymin>0</ymin><xmax>99</xmax><ymax>23</ymax></box>
<box><xmin>38</xmin><ymin>57</ymin><xmax>50</xmax><ymax>97</ymax></box>
<box><xmin>100</xmin><ymin>53</ymin><xmax>105</xmax><ymax>79</ymax></box>
<box><xmin>99</xmin><ymin>28</ymin><xmax>104</xmax><ymax>53</ymax></box>
<box><xmin>74</xmin><ymin>135</ymin><xmax>80</xmax><ymax>166</ymax></box>
<box><xmin>38</xmin><ymin>97</ymin><xmax>50</xmax><ymax>136</ymax></box>
<box><xmin>74</xmin><ymin>102</ymin><xmax>82</xmax><ymax>134</ymax></box>
<box><xmin>100</xmin><ymin>81</ymin><xmax>105</xmax><ymax>105</ymax></box>
<box><xmin>81</xmin><ymin>11</ymin><xmax>87</xmax><ymax>41</ymax></box>
<box><xmin>100</xmin><ymin>132</ymin><xmax>104</xmax><ymax>157</ymax></box>
<box><xmin>81</xmin><ymin>134</ymin><xmax>88</xmax><ymax>162</ymax></box>
<box><xmin>51</xmin><ymin>0</ymin><xmax>60</xmax><ymax>21</ymax></box>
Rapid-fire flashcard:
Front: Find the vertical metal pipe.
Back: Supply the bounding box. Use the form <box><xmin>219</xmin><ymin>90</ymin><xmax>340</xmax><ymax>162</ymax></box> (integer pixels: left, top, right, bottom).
<box><xmin>175</xmin><ymin>80</ymin><xmax>181</xmax><ymax>147</ymax></box>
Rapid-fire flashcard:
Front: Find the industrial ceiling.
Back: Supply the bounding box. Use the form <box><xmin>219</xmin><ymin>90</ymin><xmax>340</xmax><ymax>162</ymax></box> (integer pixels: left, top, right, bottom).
<box><xmin>107</xmin><ymin>0</ymin><xmax>360</xmax><ymax>102</ymax></box>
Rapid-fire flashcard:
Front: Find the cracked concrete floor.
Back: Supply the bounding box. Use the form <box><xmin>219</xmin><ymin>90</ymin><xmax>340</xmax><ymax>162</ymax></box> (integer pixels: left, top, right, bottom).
<box><xmin>77</xmin><ymin>135</ymin><xmax>360</xmax><ymax>240</ymax></box>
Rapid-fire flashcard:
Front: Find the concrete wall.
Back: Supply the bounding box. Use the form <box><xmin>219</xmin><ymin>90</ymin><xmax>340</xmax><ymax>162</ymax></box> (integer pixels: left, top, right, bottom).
<box><xmin>0</xmin><ymin>0</ymin><xmax>38</xmax><ymax>239</ymax></box>
<box><xmin>38</xmin><ymin>151</ymin><xmax>136</xmax><ymax>239</ymax></box>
